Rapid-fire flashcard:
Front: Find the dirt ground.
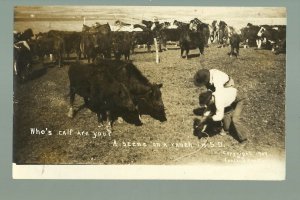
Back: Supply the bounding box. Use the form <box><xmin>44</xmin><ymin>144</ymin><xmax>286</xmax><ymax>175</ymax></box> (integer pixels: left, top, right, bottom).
<box><xmin>13</xmin><ymin>43</ymin><xmax>285</xmax><ymax>165</ymax></box>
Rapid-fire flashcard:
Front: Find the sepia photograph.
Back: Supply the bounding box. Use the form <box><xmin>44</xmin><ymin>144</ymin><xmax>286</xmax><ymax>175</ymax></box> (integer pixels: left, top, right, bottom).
<box><xmin>12</xmin><ymin>6</ymin><xmax>286</xmax><ymax>180</ymax></box>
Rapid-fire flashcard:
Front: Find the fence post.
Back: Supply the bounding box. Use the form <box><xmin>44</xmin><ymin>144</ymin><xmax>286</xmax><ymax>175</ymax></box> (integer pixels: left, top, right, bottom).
<box><xmin>154</xmin><ymin>38</ymin><xmax>160</xmax><ymax>64</ymax></box>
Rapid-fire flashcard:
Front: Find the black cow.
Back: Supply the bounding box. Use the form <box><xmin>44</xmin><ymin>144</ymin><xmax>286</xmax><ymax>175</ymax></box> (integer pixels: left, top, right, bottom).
<box><xmin>141</xmin><ymin>20</ymin><xmax>154</xmax><ymax>29</ymax></box>
<box><xmin>35</xmin><ymin>34</ymin><xmax>65</xmax><ymax>67</ymax></box>
<box><xmin>14</xmin><ymin>28</ymin><xmax>34</xmax><ymax>43</ymax></box>
<box><xmin>91</xmin><ymin>23</ymin><xmax>112</xmax><ymax>59</ymax></box>
<box><xmin>190</xmin><ymin>18</ymin><xmax>210</xmax><ymax>47</ymax></box>
<box><xmin>13</xmin><ymin>28</ymin><xmax>34</xmax><ymax>82</ymax></box>
<box><xmin>240</xmin><ymin>23</ymin><xmax>261</xmax><ymax>48</ymax></box>
<box><xmin>132</xmin><ymin>25</ymin><xmax>153</xmax><ymax>53</ymax></box>
<box><xmin>193</xmin><ymin>117</ymin><xmax>222</xmax><ymax>138</ymax></box>
<box><xmin>67</xmin><ymin>62</ymin><xmax>136</xmax><ymax>131</ymax></box>
<box><xmin>228</xmin><ymin>33</ymin><xmax>241</xmax><ymax>57</ymax></box>
<box><xmin>257</xmin><ymin>25</ymin><xmax>286</xmax><ymax>51</ymax></box>
<box><xmin>175</xmin><ymin>20</ymin><xmax>205</xmax><ymax>59</ymax></box>
<box><xmin>80</xmin><ymin>23</ymin><xmax>112</xmax><ymax>60</ymax></box>
<box><xmin>210</xmin><ymin>20</ymin><xmax>218</xmax><ymax>43</ymax></box>
<box><xmin>150</xmin><ymin>22</ymin><xmax>171</xmax><ymax>52</ymax></box>
<box><xmin>46</xmin><ymin>30</ymin><xmax>81</xmax><ymax>59</ymax></box>
<box><xmin>218</xmin><ymin>21</ymin><xmax>229</xmax><ymax>47</ymax></box>
<box><xmin>274</xmin><ymin>38</ymin><xmax>286</xmax><ymax>55</ymax></box>
<box><xmin>111</xmin><ymin>31</ymin><xmax>133</xmax><ymax>60</ymax></box>
<box><xmin>193</xmin><ymin>99</ymin><xmax>221</xmax><ymax>138</ymax></box>
<box><xmin>162</xmin><ymin>28</ymin><xmax>181</xmax><ymax>44</ymax></box>
<box><xmin>95</xmin><ymin>59</ymin><xmax>167</xmax><ymax>122</ymax></box>
<box><xmin>13</xmin><ymin>41</ymin><xmax>32</xmax><ymax>82</ymax></box>
<box><xmin>79</xmin><ymin>32</ymin><xmax>97</xmax><ymax>63</ymax></box>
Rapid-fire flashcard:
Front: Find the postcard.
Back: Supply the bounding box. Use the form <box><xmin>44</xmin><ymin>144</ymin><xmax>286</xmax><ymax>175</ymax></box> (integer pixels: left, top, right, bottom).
<box><xmin>13</xmin><ymin>6</ymin><xmax>286</xmax><ymax>180</ymax></box>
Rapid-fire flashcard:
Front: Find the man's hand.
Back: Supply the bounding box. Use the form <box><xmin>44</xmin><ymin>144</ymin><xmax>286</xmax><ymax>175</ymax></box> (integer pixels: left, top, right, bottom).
<box><xmin>193</xmin><ymin>107</ymin><xmax>206</xmax><ymax>116</ymax></box>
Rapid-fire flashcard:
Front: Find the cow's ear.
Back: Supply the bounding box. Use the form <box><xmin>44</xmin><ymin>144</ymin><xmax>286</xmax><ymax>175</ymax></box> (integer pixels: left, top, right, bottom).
<box><xmin>158</xmin><ymin>83</ymin><xmax>163</xmax><ymax>88</ymax></box>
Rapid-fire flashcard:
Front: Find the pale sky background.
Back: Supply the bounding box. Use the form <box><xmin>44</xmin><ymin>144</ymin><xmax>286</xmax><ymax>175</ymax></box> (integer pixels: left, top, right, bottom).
<box><xmin>14</xmin><ymin>6</ymin><xmax>286</xmax><ymax>32</ymax></box>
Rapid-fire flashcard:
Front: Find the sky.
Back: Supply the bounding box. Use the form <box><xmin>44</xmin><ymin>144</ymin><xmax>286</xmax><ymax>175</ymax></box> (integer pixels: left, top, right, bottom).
<box><xmin>14</xmin><ymin>6</ymin><xmax>286</xmax><ymax>31</ymax></box>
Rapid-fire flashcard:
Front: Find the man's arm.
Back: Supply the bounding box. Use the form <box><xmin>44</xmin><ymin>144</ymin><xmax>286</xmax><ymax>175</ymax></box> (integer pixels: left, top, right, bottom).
<box><xmin>211</xmin><ymin>95</ymin><xmax>224</xmax><ymax>121</ymax></box>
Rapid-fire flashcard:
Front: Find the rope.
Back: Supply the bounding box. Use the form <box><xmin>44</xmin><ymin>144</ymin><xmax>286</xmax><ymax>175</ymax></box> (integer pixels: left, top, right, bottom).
<box><xmin>172</xmin><ymin>131</ymin><xmax>210</xmax><ymax>163</ymax></box>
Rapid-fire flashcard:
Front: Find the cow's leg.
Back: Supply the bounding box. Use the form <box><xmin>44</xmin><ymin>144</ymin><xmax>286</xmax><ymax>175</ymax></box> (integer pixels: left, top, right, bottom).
<box><xmin>105</xmin><ymin>110</ymin><xmax>112</xmax><ymax>134</ymax></box>
<box><xmin>230</xmin><ymin>45</ymin><xmax>234</xmax><ymax>57</ymax></box>
<box><xmin>236</xmin><ymin>45</ymin><xmax>240</xmax><ymax>57</ymax></box>
<box><xmin>68</xmin><ymin>87</ymin><xmax>75</xmax><ymax>118</ymax></box>
<box><xmin>158</xmin><ymin>43</ymin><xmax>162</xmax><ymax>52</ymax></box>
<box><xmin>125</xmin><ymin>51</ymin><xmax>130</xmax><ymax>61</ymax></box>
<box><xmin>77</xmin><ymin>50</ymin><xmax>81</xmax><ymax>60</ymax></box>
<box><xmin>200</xmin><ymin>44</ymin><xmax>204</xmax><ymax>55</ymax></box>
<box><xmin>163</xmin><ymin>40</ymin><xmax>168</xmax><ymax>51</ymax></box>
<box><xmin>147</xmin><ymin>44</ymin><xmax>151</xmax><ymax>52</ymax></box>
<box><xmin>180</xmin><ymin>48</ymin><xmax>184</xmax><ymax>58</ymax></box>
<box><xmin>97</xmin><ymin>113</ymin><xmax>105</xmax><ymax>128</ymax></box>
<box><xmin>256</xmin><ymin>39</ymin><xmax>262</xmax><ymax>49</ymax></box>
<box><xmin>58</xmin><ymin>54</ymin><xmax>61</xmax><ymax>68</ymax></box>
<box><xmin>186</xmin><ymin>49</ymin><xmax>189</xmax><ymax>59</ymax></box>
<box><xmin>57</xmin><ymin>49</ymin><xmax>63</xmax><ymax>68</ymax></box>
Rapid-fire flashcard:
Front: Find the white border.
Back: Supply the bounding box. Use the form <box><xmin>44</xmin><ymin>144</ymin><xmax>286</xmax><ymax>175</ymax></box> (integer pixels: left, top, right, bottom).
<box><xmin>13</xmin><ymin>158</ymin><xmax>285</xmax><ymax>180</ymax></box>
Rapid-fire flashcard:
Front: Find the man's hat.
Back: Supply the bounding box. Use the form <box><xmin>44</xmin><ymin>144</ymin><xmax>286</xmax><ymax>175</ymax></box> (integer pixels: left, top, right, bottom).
<box><xmin>194</xmin><ymin>69</ymin><xmax>210</xmax><ymax>87</ymax></box>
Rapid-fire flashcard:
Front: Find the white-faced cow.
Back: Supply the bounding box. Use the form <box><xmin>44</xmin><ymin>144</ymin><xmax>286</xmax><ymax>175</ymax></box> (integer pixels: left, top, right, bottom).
<box><xmin>13</xmin><ymin>28</ymin><xmax>34</xmax><ymax>82</ymax></box>
<box><xmin>257</xmin><ymin>25</ymin><xmax>286</xmax><ymax>52</ymax></box>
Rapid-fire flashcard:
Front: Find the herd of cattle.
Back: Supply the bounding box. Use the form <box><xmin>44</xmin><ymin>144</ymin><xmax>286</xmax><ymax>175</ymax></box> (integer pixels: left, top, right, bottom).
<box><xmin>13</xmin><ymin>18</ymin><xmax>286</xmax><ymax>131</ymax></box>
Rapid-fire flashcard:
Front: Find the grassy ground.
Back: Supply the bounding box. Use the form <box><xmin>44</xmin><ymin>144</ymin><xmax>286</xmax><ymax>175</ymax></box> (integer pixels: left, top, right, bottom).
<box><xmin>13</xmin><ymin>43</ymin><xmax>285</xmax><ymax>165</ymax></box>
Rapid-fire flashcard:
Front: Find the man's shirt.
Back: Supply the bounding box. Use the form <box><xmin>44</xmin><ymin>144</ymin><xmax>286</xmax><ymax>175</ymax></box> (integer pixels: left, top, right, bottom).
<box><xmin>209</xmin><ymin>69</ymin><xmax>230</xmax><ymax>91</ymax></box>
<box><xmin>212</xmin><ymin>87</ymin><xmax>237</xmax><ymax>121</ymax></box>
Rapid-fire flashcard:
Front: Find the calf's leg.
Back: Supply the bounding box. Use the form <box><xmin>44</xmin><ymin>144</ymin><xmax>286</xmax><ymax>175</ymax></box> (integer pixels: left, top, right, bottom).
<box><xmin>67</xmin><ymin>87</ymin><xmax>76</xmax><ymax>118</ymax></box>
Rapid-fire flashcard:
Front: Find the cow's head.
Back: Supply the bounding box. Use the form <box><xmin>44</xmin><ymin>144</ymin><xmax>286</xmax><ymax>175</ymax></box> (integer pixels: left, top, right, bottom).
<box><xmin>189</xmin><ymin>20</ymin><xmax>198</xmax><ymax>32</ymax></box>
<box><xmin>138</xmin><ymin>83</ymin><xmax>167</xmax><ymax>122</ymax></box>
<box><xmin>20</xmin><ymin>28</ymin><xmax>34</xmax><ymax>41</ymax></box>
<box><xmin>257</xmin><ymin>27</ymin><xmax>266</xmax><ymax>37</ymax></box>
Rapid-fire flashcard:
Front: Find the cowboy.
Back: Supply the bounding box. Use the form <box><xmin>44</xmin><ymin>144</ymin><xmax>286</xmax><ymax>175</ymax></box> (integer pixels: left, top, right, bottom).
<box><xmin>198</xmin><ymin>88</ymin><xmax>248</xmax><ymax>143</ymax></box>
<box><xmin>194</xmin><ymin>68</ymin><xmax>234</xmax><ymax>92</ymax></box>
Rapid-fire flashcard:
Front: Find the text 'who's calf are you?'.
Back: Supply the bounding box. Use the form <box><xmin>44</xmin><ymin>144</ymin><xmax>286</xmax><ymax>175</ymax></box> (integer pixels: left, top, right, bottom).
<box><xmin>30</xmin><ymin>128</ymin><xmax>111</xmax><ymax>139</ymax></box>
